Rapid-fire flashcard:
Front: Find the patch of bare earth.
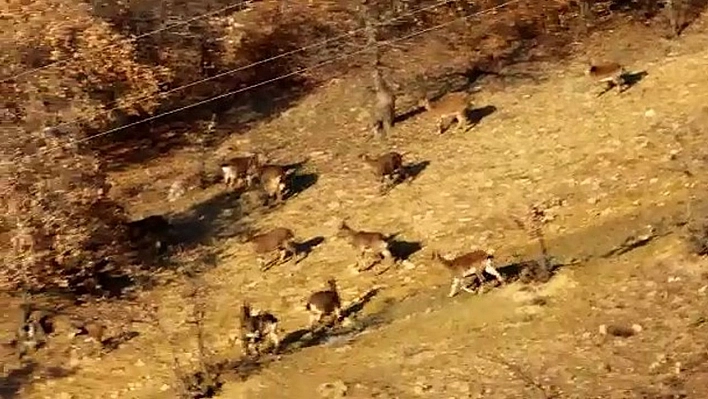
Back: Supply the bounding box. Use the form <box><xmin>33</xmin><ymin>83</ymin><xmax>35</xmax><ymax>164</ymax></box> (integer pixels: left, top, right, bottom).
<box><xmin>6</xmin><ymin>15</ymin><xmax>708</xmax><ymax>399</ymax></box>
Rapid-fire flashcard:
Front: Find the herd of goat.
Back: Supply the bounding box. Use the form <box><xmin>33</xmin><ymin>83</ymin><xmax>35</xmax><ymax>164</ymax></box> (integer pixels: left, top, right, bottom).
<box><xmin>12</xmin><ymin>60</ymin><xmax>642</xmax><ymax>361</ymax></box>
<box><xmin>222</xmin><ymin>61</ymin><xmax>641</xmax><ymax>357</ymax></box>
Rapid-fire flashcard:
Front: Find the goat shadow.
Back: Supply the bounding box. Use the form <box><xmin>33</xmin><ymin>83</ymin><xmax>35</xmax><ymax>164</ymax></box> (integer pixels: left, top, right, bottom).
<box><xmin>171</xmin><ymin>190</ymin><xmax>250</xmax><ymax>244</ymax></box>
<box><xmin>465</xmin><ymin>105</ymin><xmax>497</xmax><ymax>127</ymax></box>
<box><xmin>675</xmin><ymin>0</ymin><xmax>708</xmax><ymax>37</ymax></box>
<box><xmin>394</xmin><ymin>106</ymin><xmax>426</xmax><ymax>124</ymax></box>
<box><xmin>598</xmin><ymin>71</ymin><xmax>648</xmax><ymax>97</ymax></box>
<box><xmin>434</xmin><ymin>104</ymin><xmax>496</xmax><ymax>134</ymax></box>
<box><xmin>278</xmin><ymin>288</ymin><xmax>382</xmax><ymax>353</ymax></box>
<box><xmin>221</xmin><ymin>357</ymin><xmax>266</xmax><ymax>382</ymax></box>
<box><xmin>0</xmin><ymin>361</ymin><xmax>76</xmax><ymax>399</ymax></box>
<box><xmin>101</xmin><ymin>330</ymin><xmax>140</xmax><ymax>353</ymax></box>
<box><xmin>368</xmin><ymin>239</ymin><xmax>421</xmax><ymax>276</ymax></box>
<box><xmin>445</xmin><ymin>258</ymin><xmax>564</xmax><ymax>296</ymax></box>
<box><xmin>496</xmin><ymin>257</ymin><xmax>567</xmax><ymax>285</ymax></box>
<box><xmin>287</xmin><ymin>172</ymin><xmax>319</xmax><ymax>199</ymax></box>
<box><xmin>620</xmin><ymin>71</ymin><xmax>648</xmax><ymax>90</ymax></box>
<box><xmin>383</xmin><ymin>161</ymin><xmax>429</xmax><ymax>193</ymax></box>
<box><xmin>389</xmin><ymin>240</ymin><xmax>423</xmax><ymax>262</ymax></box>
<box><xmin>402</xmin><ymin>160</ymin><xmax>429</xmax><ymax>184</ymax></box>
<box><xmin>294</xmin><ymin>236</ymin><xmax>326</xmax><ymax>261</ymax></box>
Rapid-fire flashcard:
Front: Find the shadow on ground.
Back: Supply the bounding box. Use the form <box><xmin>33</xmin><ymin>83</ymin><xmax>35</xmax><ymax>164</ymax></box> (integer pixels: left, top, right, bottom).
<box><xmin>389</xmin><ymin>240</ymin><xmax>423</xmax><ymax>262</ymax></box>
<box><xmin>295</xmin><ymin>236</ymin><xmax>326</xmax><ymax>260</ymax></box>
<box><xmin>196</xmin><ymin>288</ymin><xmax>385</xmax><ymax>388</ymax></box>
<box><xmin>403</xmin><ymin>160</ymin><xmax>429</xmax><ymax>184</ymax></box>
<box><xmin>278</xmin><ymin>287</ymin><xmax>384</xmax><ymax>354</ymax></box>
<box><xmin>0</xmin><ymin>361</ymin><xmax>76</xmax><ymax>399</ymax></box>
<box><xmin>170</xmin><ymin>191</ymin><xmax>251</xmax><ymax>245</ymax></box>
<box><xmin>102</xmin><ymin>331</ymin><xmax>141</xmax><ymax>353</ymax></box>
<box><xmin>288</xmin><ymin>173</ymin><xmax>319</xmax><ymax>199</ymax></box>
<box><xmin>466</xmin><ymin>105</ymin><xmax>497</xmax><ymax>126</ymax></box>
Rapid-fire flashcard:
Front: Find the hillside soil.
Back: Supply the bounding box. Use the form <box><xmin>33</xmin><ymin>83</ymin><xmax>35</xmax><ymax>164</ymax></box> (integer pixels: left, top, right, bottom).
<box><xmin>3</xmin><ymin>12</ymin><xmax>708</xmax><ymax>399</ymax></box>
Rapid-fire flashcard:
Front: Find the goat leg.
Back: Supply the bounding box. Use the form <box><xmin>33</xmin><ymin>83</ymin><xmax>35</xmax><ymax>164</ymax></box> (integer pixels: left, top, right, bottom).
<box><xmin>260</xmin><ymin>254</ymin><xmax>278</xmax><ymax>271</ymax></box>
<box><xmin>448</xmin><ymin>278</ymin><xmax>461</xmax><ymax>297</ymax></box>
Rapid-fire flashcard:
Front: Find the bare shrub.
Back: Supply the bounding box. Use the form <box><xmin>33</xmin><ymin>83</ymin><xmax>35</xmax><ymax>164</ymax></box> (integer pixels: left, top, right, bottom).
<box><xmin>513</xmin><ymin>204</ymin><xmax>553</xmax><ymax>283</ymax></box>
<box><xmin>0</xmin><ymin>0</ymin><xmax>178</xmax><ymax>295</ymax></box>
<box><xmin>0</xmin><ymin>126</ymin><xmax>139</xmax><ymax>295</ymax></box>
<box><xmin>685</xmin><ymin>218</ymin><xmax>708</xmax><ymax>256</ymax></box>
<box><xmin>0</xmin><ymin>0</ymin><xmax>171</xmax><ymax>130</ymax></box>
<box><xmin>144</xmin><ymin>278</ymin><xmax>222</xmax><ymax>399</ymax></box>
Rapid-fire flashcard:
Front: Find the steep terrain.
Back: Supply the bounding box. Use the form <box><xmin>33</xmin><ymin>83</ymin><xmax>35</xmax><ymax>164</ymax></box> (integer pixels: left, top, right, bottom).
<box><xmin>3</xmin><ymin>13</ymin><xmax>708</xmax><ymax>399</ymax></box>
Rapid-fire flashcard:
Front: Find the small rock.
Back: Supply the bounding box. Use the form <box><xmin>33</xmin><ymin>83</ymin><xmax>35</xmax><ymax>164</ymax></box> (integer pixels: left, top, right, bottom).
<box><xmin>68</xmin><ymin>356</ymin><xmax>81</xmax><ymax>367</ymax></box>
<box><xmin>134</xmin><ymin>359</ymin><xmax>145</xmax><ymax>367</ymax></box>
<box><xmin>402</xmin><ymin>260</ymin><xmax>416</xmax><ymax>270</ymax></box>
<box><xmin>167</xmin><ymin>180</ymin><xmax>186</xmax><ymax>202</ymax></box>
<box><xmin>317</xmin><ymin>380</ymin><xmax>348</xmax><ymax>398</ymax></box>
<box><xmin>334</xmin><ymin>345</ymin><xmax>351</xmax><ymax>353</ymax></box>
<box><xmin>599</xmin><ymin>324</ymin><xmax>639</xmax><ymax>337</ymax></box>
<box><xmin>674</xmin><ymin>362</ymin><xmax>683</xmax><ymax>375</ymax></box>
<box><xmin>448</xmin><ymin>381</ymin><xmax>471</xmax><ymax>393</ymax></box>
<box><xmin>645</xmin><ymin>109</ymin><xmax>656</xmax><ymax>118</ymax></box>
<box><xmin>413</xmin><ymin>382</ymin><xmax>433</xmax><ymax>395</ymax></box>
<box><xmin>160</xmin><ymin>384</ymin><xmax>171</xmax><ymax>392</ymax></box>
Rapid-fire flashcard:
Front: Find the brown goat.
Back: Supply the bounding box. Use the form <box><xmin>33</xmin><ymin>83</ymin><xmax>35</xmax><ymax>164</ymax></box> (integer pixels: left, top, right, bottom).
<box><xmin>74</xmin><ymin>319</ymin><xmax>106</xmax><ymax>344</ymax></box>
<box><xmin>337</xmin><ymin>222</ymin><xmax>393</xmax><ymax>272</ymax></box>
<box><xmin>419</xmin><ymin>91</ymin><xmax>471</xmax><ymax>134</ymax></box>
<box><xmin>238</xmin><ymin>303</ymin><xmax>279</xmax><ymax>355</ymax></box>
<box><xmin>14</xmin><ymin>306</ymin><xmax>50</xmax><ymax>359</ymax></box>
<box><xmin>305</xmin><ymin>279</ymin><xmax>342</xmax><ymax>328</ymax></box>
<box><xmin>361</xmin><ymin>151</ymin><xmax>406</xmax><ymax>193</ymax></box>
<box><xmin>255</xmin><ymin>164</ymin><xmax>288</xmax><ymax>206</ymax></box>
<box><xmin>587</xmin><ymin>62</ymin><xmax>629</xmax><ymax>96</ymax></box>
<box><xmin>221</xmin><ymin>154</ymin><xmax>262</xmax><ymax>189</ymax></box>
<box><xmin>431</xmin><ymin>249</ymin><xmax>505</xmax><ymax>297</ymax></box>
<box><xmin>250</xmin><ymin>227</ymin><xmax>300</xmax><ymax>270</ymax></box>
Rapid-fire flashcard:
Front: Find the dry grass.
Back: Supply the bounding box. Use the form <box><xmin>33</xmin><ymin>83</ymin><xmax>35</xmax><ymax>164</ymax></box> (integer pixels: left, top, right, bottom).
<box><xmin>3</xmin><ymin>9</ymin><xmax>708</xmax><ymax>399</ymax></box>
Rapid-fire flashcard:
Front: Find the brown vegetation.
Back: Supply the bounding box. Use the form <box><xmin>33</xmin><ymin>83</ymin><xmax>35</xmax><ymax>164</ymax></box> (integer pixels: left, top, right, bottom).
<box><xmin>2</xmin><ymin>0</ymin><xmax>708</xmax><ymax>397</ymax></box>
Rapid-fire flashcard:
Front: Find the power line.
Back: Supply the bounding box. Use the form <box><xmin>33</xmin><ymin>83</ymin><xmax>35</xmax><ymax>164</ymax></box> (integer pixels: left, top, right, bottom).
<box><xmin>2</xmin><ymin>0</ymin><xmax>521</xmax><ymax>267</ymax></box>
<box><xmin>0</xmin><ymin>0</ymin><xmax>252</xmax><ymax>83</ymax></box>
<box><xmin>74</xmin><ymin>0</ymin><xmax>520</xmax><ymax>144</ymax></box>
<box><xmin>9</xmin><ymin>0</ymin><xmax>520</xmax><ymax>164</ymax></box>
<box><xmin>15</xmin><ymin>0</ymin><xmax>460</xmax><ymax>135</ymax></box>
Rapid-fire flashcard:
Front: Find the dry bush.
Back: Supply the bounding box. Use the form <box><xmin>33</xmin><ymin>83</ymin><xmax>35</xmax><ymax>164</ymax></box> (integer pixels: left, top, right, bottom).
<box><xmin>0</xmin><ymin>0</ymin><xmax>177</xmax><ymax>295</ymax></box>
<box><xmin>513</xmin><ymin>204</ymin><xmax>553</xmax><ymax>283</ymax></box>
<box><xmin>0</xmin><ymin>0</ymin><xmax>172</xmax><ymax>130</ymax></box>
<box><xmin>144</xmin><ymin>279</ymin><xmax>222</xmax><ymax>398</ymax></box>
<box><xmin>0</xmin><ymin>126</ymin><xmax>141</xmax><ymax>295</ymax></box>
<box><xmin>685</xmin><ymin>218</ymin><xmax>708</xmax><ymax>256</ymax></box>
<box><xmin>0</xmin><ymin>0</ymin><xmax>682</xmax><ymax>297</ymax></box>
